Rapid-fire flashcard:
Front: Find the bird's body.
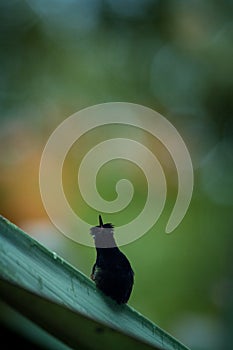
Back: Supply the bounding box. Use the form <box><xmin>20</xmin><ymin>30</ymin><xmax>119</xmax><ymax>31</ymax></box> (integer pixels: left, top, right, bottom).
<box><xmin>90</xmin><ymin>216</ymin><xmax>134</xmax><ymax>304</ymax></box>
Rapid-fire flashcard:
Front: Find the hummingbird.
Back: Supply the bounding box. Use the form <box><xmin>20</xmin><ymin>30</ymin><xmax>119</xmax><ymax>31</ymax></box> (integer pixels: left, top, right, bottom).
<box><xmin>90</xmin><ymin>215</ymin><xmax>134</xmax><ymax>304</ymax></box>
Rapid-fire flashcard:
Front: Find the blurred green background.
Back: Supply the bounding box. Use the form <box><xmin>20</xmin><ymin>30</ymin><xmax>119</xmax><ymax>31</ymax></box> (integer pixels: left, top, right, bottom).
<box><xmin>0</xmin><ymin>1</ymin><xmax>232</xmax><ymax>349</ymax></box>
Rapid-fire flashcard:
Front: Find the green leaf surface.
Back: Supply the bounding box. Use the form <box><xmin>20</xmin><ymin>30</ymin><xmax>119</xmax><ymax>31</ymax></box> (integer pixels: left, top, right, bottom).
<box><xmin>0</xmin><ymin>216</ymin><xmax>190</xmax><ymax>350</ymax></box>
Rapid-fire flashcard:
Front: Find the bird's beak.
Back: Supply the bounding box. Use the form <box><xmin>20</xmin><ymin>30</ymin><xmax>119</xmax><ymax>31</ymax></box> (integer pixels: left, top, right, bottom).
<box><xmin>99</xmin><ymin>215</ymin><xmax>103</xmax><ymax>227</ymax></box>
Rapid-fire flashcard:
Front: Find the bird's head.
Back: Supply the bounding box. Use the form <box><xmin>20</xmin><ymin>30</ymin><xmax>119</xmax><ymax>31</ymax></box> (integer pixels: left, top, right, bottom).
<box><xmin>90</xmin><ymin>215</ymin><xmax>115</xmax><ymax>248</ymax></box>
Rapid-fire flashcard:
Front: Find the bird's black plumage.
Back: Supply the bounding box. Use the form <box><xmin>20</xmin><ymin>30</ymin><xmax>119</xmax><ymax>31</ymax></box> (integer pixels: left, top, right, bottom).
<box><xmin>90</xmin><ymin>215</ymin><xmax>134</xmax><ymax>304</ymax></box>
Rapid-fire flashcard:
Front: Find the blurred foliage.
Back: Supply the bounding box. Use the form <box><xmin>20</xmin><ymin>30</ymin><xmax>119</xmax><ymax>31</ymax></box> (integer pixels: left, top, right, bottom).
<box><xmin>0</xmin><ymin>1</ymin><xmax>232</xmax><ymax>350</ymax></box>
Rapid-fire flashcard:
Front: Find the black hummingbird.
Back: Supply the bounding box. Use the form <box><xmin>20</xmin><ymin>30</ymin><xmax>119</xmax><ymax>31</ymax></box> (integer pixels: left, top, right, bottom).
<box><xmin>90</xmin><ymin>215</ymin><xmax>134</xmax><ymax>304</ymax></box>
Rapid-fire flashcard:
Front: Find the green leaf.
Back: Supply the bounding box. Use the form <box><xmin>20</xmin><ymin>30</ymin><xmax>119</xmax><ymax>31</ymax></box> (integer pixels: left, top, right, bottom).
<box><xmin>0</xmin><ymin>216</ymin><xmax>190</xmax><ymax>350</ymax></box>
